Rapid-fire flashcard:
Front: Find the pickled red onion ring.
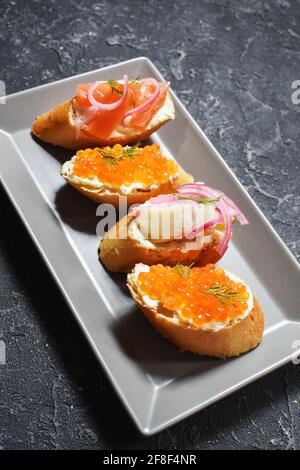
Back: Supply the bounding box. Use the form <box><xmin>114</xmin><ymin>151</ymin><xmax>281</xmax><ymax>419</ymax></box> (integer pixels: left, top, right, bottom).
<box><xmin>215</xmin><ymin>197</ymin><xmax>232</xmax><ymax>255</ymax></box>
<box><xmin>132</xmin><ymin>194</ymin><xmax>202</xmax><ymax>214</ymax></box>
<box><xmin>123</xmin><ymin>78</ymin><xmax>161</xmax><ymax>121</ymax></box>
<box><xmin>195</xmin><ymin>184</ymin><xmax>249</xmax><ymax>225</ymax></box>
<box><xmin>177</xmin><ymin>183</ymin><xmax>240</xmax><ymax>255</ymax></box>
<box><xmin>143</xmin><ymin>194</ymin><xmax>178</xmax><ymax>205</ymax></box>
<box><xmin>129</xmin><ymin>194</ymin><xmax>179</xmax><ymax>215</ymax></box>
<box><xmin>183</xmin><ymin>213</ymin><xmax>222</xmax><ymax>240</ymax></box>
<box><xmin>177</xmin><ymin>183</ymin><xmax>248</xmax><ymax>225</ymax></box>
<box><xmin>87</xmin><ymin>74</ymin><xmax>129</xmax><ymax>111</ymax></box>
<box><xmin>179</xmin><ymin>191</ymin><xmax>232</xmax><ymax>254</ymax></box>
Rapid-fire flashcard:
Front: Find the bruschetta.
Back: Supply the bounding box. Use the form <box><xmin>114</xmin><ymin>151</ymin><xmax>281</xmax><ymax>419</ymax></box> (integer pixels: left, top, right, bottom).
<box><xmin>32</xmin><ymin>76</ymin><xmax>174</xmax><ymax>149</ymax></box>
<box><xmin>99</xmin><ymin>182</ymin><xmax>249</xmax><ymax>272</ymax></box>
<box><xmin>61</xmin><ymin>144</ymin><xmax>193</xmax><ymax>206</ymax></box>
<box><xmin>127</xmin><ymin>263</ymin><xmax>264</xmax><ymax>358</ymax></box>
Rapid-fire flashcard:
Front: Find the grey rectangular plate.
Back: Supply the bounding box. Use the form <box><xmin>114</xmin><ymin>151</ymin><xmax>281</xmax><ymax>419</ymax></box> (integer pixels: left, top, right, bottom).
<box><xmin>1</xmin><ymin>57</ymin><xmax>300</xmax><ymax>435</ymax></box>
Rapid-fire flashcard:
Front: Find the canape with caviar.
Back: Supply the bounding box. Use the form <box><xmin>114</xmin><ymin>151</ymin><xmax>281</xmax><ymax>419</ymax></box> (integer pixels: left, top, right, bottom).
<box><xmin>61</xmin><ymin>144</ymin><xmax>193</xmax><ymax>206</ymax></box>
<box><xmin>127</xmin><ymin>263</ymin><xmax>264</xmax><ymax>357</ymax></box>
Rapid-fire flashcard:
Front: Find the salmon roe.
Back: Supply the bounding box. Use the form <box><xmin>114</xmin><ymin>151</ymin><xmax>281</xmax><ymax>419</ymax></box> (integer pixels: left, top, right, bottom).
<box><xmin>73</xmin><ymin>144</ymin><xmax>178</xmax><ymax>188</ymax></box>
<box><xmin>137</xmin><ymin>264</ymin><xmax>250</xmax><ymax>327</ymax></box>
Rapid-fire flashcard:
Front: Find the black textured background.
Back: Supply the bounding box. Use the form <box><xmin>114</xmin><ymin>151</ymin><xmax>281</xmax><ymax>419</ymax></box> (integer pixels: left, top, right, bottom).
<box><xmin>0</xmin><ymin>0</ymin><xmax>300</xmax><ymax>450</ymax></box>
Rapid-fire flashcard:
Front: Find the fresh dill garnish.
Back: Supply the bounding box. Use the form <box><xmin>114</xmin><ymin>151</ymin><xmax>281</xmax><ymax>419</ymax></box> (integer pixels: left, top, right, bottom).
<box><xmin>175</xmin><ymin>262</ymin><xmax>195</xmax><ymax>277</ymax></box>
<box><xmin>177</xmin><ymin>196</ymin><xmax>219</xmax><ymax>205</ymax></box>
<box><xmin>98</xmin><ymin>149</ymin><xmax>120</xmax><ymax>167</ymax></box>
<box><xmin>199</xmin><ymin>284</ymin><xmax>246</xmax><ymax>307</ymax></box>
<box><xmin>106</xmin><ymin>77</ymin><xmax>140</xmax><ymax>95</ymax></box>
<box><xmin>106</xmin><ymin>79</ymin><xmax>123</xmax><ymax>96</ymax></box>
<box><xmin>121</xmin><ymin>143</ymin><xmax>141</xmax><ymax>158</ymax></box>
<box><xmin>130</xmin><ymin>77</ymin><xmax>140</xmax><ymax>83</ymax></box>
<box><xmin>98</xmin><ymin>143</ymin><xmax>141</xmax><ymax>167</ymax></box>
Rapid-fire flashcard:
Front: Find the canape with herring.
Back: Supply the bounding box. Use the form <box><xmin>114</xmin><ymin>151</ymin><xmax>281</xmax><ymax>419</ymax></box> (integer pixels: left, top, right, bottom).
<box><xmin>99</xmin><ymin>182</ymin><xmax>249</xmax><ymax>272</ymax></box>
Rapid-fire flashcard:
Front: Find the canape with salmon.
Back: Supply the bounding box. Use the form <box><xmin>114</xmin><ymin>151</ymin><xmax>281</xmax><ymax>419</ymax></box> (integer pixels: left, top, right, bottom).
<box><xmin>99</xmin><ymin>182</ymin><xmax>249</xmax><ymax>272</ymax></box>
<box><xmin>61</xmin><ymin>144</ymin><xmax>193</xmax><ymax>206</ymax></box>
<box><xmin>32</xmin><ymin>75</ymin><xmax>174</xmax><ymax>149</ymax></box>
<box><xmin>127</xmin><ymin>263</ymin><xmax>264</xmax><ymax>358</ymax></box>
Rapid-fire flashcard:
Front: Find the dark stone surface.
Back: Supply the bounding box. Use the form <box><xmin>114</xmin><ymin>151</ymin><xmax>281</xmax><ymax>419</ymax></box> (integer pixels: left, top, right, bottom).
<box><xmin>0</xmin><ymin>0</ymin><xmax>300</xmax><ymax>450</ymax></box>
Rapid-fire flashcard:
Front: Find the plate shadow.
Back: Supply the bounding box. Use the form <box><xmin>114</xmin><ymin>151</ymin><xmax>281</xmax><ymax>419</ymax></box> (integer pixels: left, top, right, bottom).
<box><xmin>111</xmin><ymin>308</ymin><xmax>228</xmax><ymax>385</ymax></box>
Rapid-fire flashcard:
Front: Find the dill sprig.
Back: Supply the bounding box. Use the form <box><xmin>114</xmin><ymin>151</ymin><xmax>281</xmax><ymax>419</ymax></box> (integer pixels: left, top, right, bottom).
<box><xmin>98</xmin><ymin>149</ymin><xmax>120</xmax><ymax>167</ymax></box>
<box><xmin>121</xmin><ymin>143</ymin><xmax>141</xmax><ymax>159</ymax></box>
<box><xmin>200</xmin><ymin>284</ymin><xmax>246</xmax><ymax>307</ymax></box>
<box><xmin>98</xmin><ymin>144</ymin><xmax>141</xmax><ymax>167</ymax></box>
<box><xmin>177</xmin><ymin>196</ymin><xmax>219</xmax><ymax>205</ymax></box>
<box><xmin>106</xmin><ymin>77</ymin><xmax>140</xmax><ymax>95</ymax></box>
<box><xmin>106</xmin><ymin>79</ymin><xmax>123</xmax><ymax>96</ymax></box>
<box><xmin>175</xmin><ymin>262</ymin><xmax>195</xmax><ymax>278</ymax></box>
<box><xmin>130</xmin><ymin>77</ymin><xmax>140</xmax><ymax>83</ymax></box>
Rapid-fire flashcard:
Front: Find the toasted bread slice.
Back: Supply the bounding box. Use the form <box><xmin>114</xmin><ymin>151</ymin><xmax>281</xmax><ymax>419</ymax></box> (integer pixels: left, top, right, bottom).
<box><xmin>127</xmin><ymin>264</ymin><xmax>264</xmax><ymax>358</ymax></box>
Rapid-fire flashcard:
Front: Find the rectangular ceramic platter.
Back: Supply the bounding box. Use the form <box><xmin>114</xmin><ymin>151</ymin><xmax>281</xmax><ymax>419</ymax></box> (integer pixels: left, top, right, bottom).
<box><xmin>1</xmin><ymin>57</ymin><xmax>300</xmax><ymax>435</ymax></box>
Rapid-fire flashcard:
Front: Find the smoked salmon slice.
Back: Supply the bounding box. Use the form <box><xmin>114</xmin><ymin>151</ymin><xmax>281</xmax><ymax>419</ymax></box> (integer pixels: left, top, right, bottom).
<box><xmin>75</xmin><ymin>80</ymin><xmax>169</xmax><ymax>140</ymax></box>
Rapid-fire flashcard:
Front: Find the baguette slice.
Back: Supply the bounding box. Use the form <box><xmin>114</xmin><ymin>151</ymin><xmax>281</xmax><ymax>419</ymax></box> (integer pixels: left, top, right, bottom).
<box><xmin>61</xmin><ymin>145</ymin><xmax>193</xmax><ymax>207</ymax></box>
<box><xmin>32</xmin><ymin>99</ymin><xmax>91</xmax><ymax>150</ymax></box>
<box><xmin>99</xmin><ymin>214</ymin><xmax>221</xmax><ymax>272</ymax></box>
<box><xmin>127</xmin><ymin>264</ymin><xmax>264</xmax><ymax>358</ymax></box>
<box><xmin>32</xmin><ymin>89</ymin><xmax>174</xmax><ymax>149</ymax></box>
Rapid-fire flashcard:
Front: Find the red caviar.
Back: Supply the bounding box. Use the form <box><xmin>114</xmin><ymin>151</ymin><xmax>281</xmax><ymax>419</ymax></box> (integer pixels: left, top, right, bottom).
<box><xmin>73</xmin><ymin>144</ymin><xmax>178</xmax><ymax>188</ymax></box>
<box><xmin>137</xmin><ymin>264</ymin><xmax>250</xmax><ymax>327</ymax></box>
